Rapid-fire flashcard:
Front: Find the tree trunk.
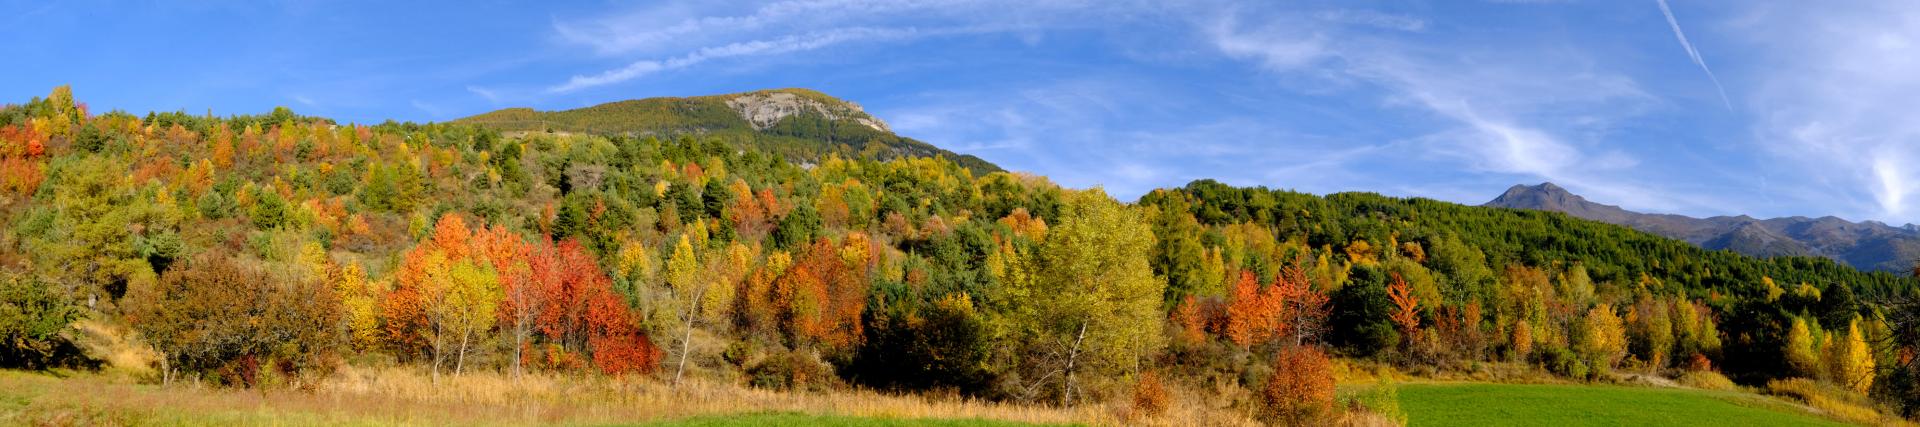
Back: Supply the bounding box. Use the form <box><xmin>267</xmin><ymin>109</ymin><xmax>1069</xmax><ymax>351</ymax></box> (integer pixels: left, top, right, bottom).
<box><xmin>675</xmin><ymin>314</ymin><xmax>696</xmax><ymax>386</ymax></box>
<box><xmin>674</xmin><ymin>287</ymin><xmax>706</xmax><ymax>387</ymax></box>
<box><xmin>1061</xmin><ymin>321</ymin><xmax>1088</xmax><ymax>407</ymax></box>
<box><xmin>455</xmin><ymin>327</ymin><xmax>471</xmax><ymax>375</ymax></box>
<box><xmin>512</xmin><ymin>321</ymin><xmax>526</xmax><ymax>378</ymax></box>
<box><xmin>430</xmin><ymin>322</ymin><xmax>445</xmax><ymax>383</ymax></box>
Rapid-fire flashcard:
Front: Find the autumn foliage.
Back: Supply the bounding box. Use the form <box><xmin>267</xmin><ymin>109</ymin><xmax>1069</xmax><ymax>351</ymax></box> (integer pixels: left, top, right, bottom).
<box><xmin>385</xmin><ymin>214</ymin><xmax>658</xmax><ymax>376</ymax></box>
<box><xmin>775</xmin><ymin>236</ymin><xmax>870</xmax><ymax>349</ymax></box>
<box><xmin>1262</xmin><ymin>345</ymin><xmax>1335</xmax><ymax>425</ymax></box>
<box><xmin>1222</xmin><ymin>267</ymin><xmax>1329</xmax><ymax>349</ymax></box>
<box><xmin>0</xmin><ymin>125</ymin><xmax>47</xmax><ymax>197</ymax></box>
<box><xmin>1131</xmin><ymin>370</ymin><xmax>1170</xmax><ymax>419</ymax></box>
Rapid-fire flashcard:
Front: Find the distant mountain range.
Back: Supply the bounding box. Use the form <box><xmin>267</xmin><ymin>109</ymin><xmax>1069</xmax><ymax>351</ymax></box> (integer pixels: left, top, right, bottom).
<box><xmin>1484</xmin><ymin>182</ymin><xmax>1920</xmax><ymax>273</ymax></box>
<box><xmin>455</xmin><ymin>88</ymin><xmax>1001</xmax><ymax>175</ymax></box>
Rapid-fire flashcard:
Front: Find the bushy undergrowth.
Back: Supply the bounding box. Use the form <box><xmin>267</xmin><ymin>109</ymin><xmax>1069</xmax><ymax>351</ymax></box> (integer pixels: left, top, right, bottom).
<box><xmin>1764</xmin><ymin>378</ymin><xmax>1891</xmax><ymax>425</ymax></box>
<box><xmin>1677</xmin><ymin>371</ymin><xmax>1737</xmax><ymax>391</ymax></box>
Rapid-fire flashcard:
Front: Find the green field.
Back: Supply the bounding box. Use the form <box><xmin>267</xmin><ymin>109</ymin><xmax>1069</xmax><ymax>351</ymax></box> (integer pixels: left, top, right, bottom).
<box><xmin>1398</xmin><ymin>383</ymin><xmax>1846</xmax><ymax>426</ymax></box>
<box><xmin>632</xmin><ymin>412</ymin><xmax>1064</xmax><ymax>427</ymax></box>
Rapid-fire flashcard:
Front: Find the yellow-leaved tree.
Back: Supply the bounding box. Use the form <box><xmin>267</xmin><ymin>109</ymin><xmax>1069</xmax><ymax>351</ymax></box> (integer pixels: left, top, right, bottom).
<box><xmin>996</xmin><ymin>188</ymin><xmax>1165</xmax><ymax>406</ymax></box>
<box><xmin>1785</xmin><ymin>317</ymin><xmax>1821</xmax><ymax>378</ymax></box>
<box><xmin>1578</xmin><ymin>304</ymin><xmax>1628</xmax><ymax>375</ymax></box>
<box><xmin>1828</xmin><ymin>316</ymin><xmax>1875</xmax><ymax>394</ymax></box>
<box><xmin>665</xmin><ymin>234</ymin><xmax>735</xmax><ymax>386</ymax></box>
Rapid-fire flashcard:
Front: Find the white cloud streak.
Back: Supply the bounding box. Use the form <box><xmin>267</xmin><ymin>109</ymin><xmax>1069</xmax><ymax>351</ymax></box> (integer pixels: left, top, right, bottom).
<box><xmin>1205</xmin><ymin>8</ymin><xmax>1706</xmax><ymax>211</ymax></box>
<box><xmin>553</xmin><ymin>0</ymin><xmax>998</xmax><ymax>56</ymax></box>
<box><xmin>542</xmin><ymin>0</ymin><xmax>1137</xmax><ymax>93</ymax></box>
<box><xmin>466</xmin><ymin>85</ymin><xmax>500</xmax><ymax>104</ymax></box>
<box><xmin>1315</xmin><ymin>10</ymin><xmax>1426</xmax><ymax>32</ymax></box>
<box><xmin>549</xmin><ymin>27</ymin><xmax>923</xmax><ymax>93</ymax></box>
<box><xmin>1655</xmin><ymin>0</ymin><xmax>1733</xmax><ymax>110</ymax></box>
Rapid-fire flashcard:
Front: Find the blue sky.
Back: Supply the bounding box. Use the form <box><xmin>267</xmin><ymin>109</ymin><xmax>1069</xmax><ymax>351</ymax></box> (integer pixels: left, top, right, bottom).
<box><xmin>4</xmin><ymin>1</ymin><xmax>1918</xmax><ymax>224</ymax></box>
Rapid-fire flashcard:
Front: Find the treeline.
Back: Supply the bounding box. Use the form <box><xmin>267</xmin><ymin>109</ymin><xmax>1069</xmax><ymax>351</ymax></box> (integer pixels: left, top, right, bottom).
<box><xmin>1139</xmin><ymin>181</ymin><xmax>1905</xmax><ymax>399</ymax></box>
<box><xmin>2</xmin><ymin>86</ymin><xmax>1920</xmax><ymax>422</ymax></box>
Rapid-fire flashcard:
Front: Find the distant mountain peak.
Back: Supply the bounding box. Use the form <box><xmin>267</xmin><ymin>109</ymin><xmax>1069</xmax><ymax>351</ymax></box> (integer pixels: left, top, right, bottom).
<box><xmin>1494</xmin><ymin>182</ymin><xmax>1572</xmax><ymax>201</ymax></box>
<box><xmin>1486</xmin><ymin>182</ymin><xmax>1637</xmax><ymax>223</ymax></box>
<box><xmin>1484</xmin><ymin>182</ymin><xmax>1920</xmax><ymax>272</ymax></box>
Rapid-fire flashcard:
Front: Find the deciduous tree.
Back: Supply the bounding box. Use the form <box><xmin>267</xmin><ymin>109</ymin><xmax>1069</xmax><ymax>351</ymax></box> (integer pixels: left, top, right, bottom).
<box><xmin>999</xmin><ymin>189</ymin><xmax>1163</xmax><ymax>406</ymax></box>
<box><xmin>1578</xmin><ymin>304</ymin><xmax>1628</xmax><ymax>374</ymax></box>
<box><xmin>1262</xmin><ymin>345</ymin><xmax>1335</xmax><ymax>425</ymax></box>
<box><xmin>1829</xmin><ymin>317</ymin><xmax>1874</xmax><ymax>394</ymax></box>
<box><xmin>1387</xmin><ymin>273</ymin><xmax>1422</xmax><ymax>356</ymax></box>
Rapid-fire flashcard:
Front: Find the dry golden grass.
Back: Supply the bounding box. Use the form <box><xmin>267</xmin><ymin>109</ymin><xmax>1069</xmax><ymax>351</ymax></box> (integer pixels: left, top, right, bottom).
<box><xmin>70</xmin><ymin>318</ymin><xmax>160</xmax><ymax>378</ymax></box>
<box><xmin>0</xmin><ymin>365</ymin><xmax>1271</xmax><ymax>426</ymax></box>
<box><xmin>327</xmin><ymin>365</ymin><xmax>1116</xmax><ymax>425</ymax></box>
<box><xmin>1764</xmin><ymin>378</ymin><xmax>1915</xmax><ymax>427</ymax></box>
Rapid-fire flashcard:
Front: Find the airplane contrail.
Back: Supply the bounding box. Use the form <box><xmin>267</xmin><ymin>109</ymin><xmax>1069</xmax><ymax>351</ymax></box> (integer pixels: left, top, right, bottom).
<box><xmin>1655</xmin><ymin>0</ymin><xmax>1733</xmax><ymax>111</ymax></box>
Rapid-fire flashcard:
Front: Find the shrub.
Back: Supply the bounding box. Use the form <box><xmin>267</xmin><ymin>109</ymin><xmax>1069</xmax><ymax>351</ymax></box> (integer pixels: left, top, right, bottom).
<box><xmin>1538</xmin><ymin>347</ymin><xmax>1590</xmax><ymax>380</ymax></box>
<box><xmin>1677</xmin><ymin>371</ymin><xmax>1737</xmax><ymax>391</ymax></box>
<box><xmin>1683</xmin><ymin>353</ymin><xmax>1713</xmax><ymax>372</ymax></box>
<box><xmin>1131</xmin><ymin>371</ymin><xmax>1170</xmax><ymax>418</ymax></box>
<box><xmin>1262</xmin><ymin>345</ymin><xmax>1335</xmax><ymax>425</ymax></box>
<box><xmin>0</xmin><ymin>274</ymin><xmax>91</xmax><ymax>369</ymax></box>
<box><xmin>747</xmin><ymin>349</ymin><xmax>833</xmax><ymax>392</ymax></box>
<box><xmin>125</xmin><ymin>255</ymin><xmax>342</xmax><ymax>387</ymax></box>
<box><xmin>1344</xmin><ymin>378</ymin><xmax>1408</xmax><ymax>426</ymax></box>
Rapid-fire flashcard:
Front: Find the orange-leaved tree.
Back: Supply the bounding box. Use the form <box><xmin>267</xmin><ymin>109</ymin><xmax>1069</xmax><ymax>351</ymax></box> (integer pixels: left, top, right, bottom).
<box><xmin>775</xmin><ymin>236</ymin><xmax>868</xmax><ymax>351</ymax></box>
<box><xmin>385</xmin><ymin>214</ymin><xmax>504</xmax><ymax>377</ymax></box>
<box><xmin>1224</xmin><ymin>271</ymin><xmax>1279</xmax><ymax>348</ymax></box>
<box><xmin>1387</xmin><ymin>272</ymin><xmax>1421</xmax><ymax>354</ymax></box>
<box><xmin>0</xmin><ymin>124</ymin><xmax>47</xmax><ymax>197</ymax></box>
<box><xmin>1273</xmin><ymin>265</ymin><xmax>1330</xmax><ymax>348</ymax></box>
<box><xmin>1263</xmin><ymin>345</ymin><xmax>1335</xmax><ymax>425</ymax></box>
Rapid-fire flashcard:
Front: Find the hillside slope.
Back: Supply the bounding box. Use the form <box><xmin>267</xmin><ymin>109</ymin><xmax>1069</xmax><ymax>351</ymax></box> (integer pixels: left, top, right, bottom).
<box><xmin>6</xmin><ymin>86</ymin><xmax>1920</xmax><ymax>422</ymax></box>
<box><xmin>456</xmin><ymin>88</ymin><xmax>1001</xmax><ymax>175</ymax></box>
<box><xmin>1486</xmin><ymin>183</ymin><xmax>1920</xmax><ymax>272</ymax></box>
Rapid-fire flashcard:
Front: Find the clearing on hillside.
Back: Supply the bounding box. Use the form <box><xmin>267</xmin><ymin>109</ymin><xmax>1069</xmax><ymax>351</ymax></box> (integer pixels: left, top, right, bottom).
<box><xmin>1398</xmin><ymin>383</ymin><xmax>1846</xmax><ymax>427</ymax></box>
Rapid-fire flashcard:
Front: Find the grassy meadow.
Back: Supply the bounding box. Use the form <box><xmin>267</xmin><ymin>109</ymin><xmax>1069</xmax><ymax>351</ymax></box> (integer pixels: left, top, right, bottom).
<box><xmin>1397</xmin><ymin>383</ymin><xmax>1851</xmax><ymax>427</ymax></box>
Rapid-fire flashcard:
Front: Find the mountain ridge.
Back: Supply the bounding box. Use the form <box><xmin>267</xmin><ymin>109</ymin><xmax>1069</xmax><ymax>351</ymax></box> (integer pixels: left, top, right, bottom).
<box><xmin>455</xmin><ymin>88</ymin><xmax>1000</xmax><ymax>175</ymax></box>
<box><xmin>1485</xmin><ymin>182</ymin><xmax>1920</xmax><ymax>272</ymax></box>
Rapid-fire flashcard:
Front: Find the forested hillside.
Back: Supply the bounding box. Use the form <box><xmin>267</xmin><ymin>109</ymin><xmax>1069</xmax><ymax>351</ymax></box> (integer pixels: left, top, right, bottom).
<box><xmin>4</xmin><ymin>86</ymin><xmax>1920</xmax><ymax>424</ymax></box>
<box><xmin>455</xmin><ymin>88</ymin><xmax>1002</xmax><ymax>176</ymax></box>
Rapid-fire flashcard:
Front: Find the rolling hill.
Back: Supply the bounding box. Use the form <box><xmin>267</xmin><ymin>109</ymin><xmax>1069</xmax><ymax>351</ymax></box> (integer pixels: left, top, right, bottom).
<box><xmin>455</xmin><ymin>88</ymin><xmax>1002</xmax><ymax>175</ymax></box>
<box><xmin>1485</xmin><ymin>182</ymin><xmax>1920</xmax><ymax>273</ymax></box>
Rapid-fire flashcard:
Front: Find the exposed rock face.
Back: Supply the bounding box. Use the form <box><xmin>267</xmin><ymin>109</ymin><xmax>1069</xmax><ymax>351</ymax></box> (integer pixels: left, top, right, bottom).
<box><xmin>1485</xmin><ymin>182</ymin><xmax>1920</xmax><ymax>272</ymax></box>
<box><xmin>725</xmin><ymin>91</ymin><xmax>892</xmax><ymax>133</ymax></box>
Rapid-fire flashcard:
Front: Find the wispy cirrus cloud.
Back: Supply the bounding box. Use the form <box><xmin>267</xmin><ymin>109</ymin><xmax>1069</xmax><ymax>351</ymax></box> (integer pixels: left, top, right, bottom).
<box><xmin>466</xmin><ymin>85</ymin><xmax>500</xmax><ymax>104</ymax></box>
<box><xmin>549</xmin><ymin>27</ymin><xmax>926</xmax><ymax>93</ymax></box>
<box><xmin>1734</xmin><ymin>0</ymin><xmax>1920</xmax><ymax>220</ymax></box>
<box><xmin>1314</xmin><ymin>10</ymin><xmax>1426</xmax><ymax>32</ymax></box>
<box><xmin>542</xmin><ymin>0</ymin><xmax>1158</xmax><ymax>93</ymax></box>
<box><xmin>1204</xmin><ymin>6</ymin><xmax>1707</xmax><ymax>212</ymax></box>
<box><xmin>551</xmin><ymin>0</ymin><xmax>998</xmax><ymax>56</ymax></box>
